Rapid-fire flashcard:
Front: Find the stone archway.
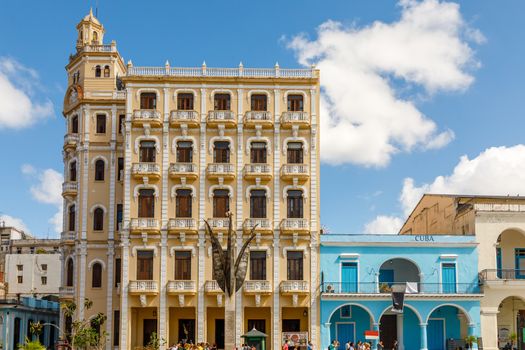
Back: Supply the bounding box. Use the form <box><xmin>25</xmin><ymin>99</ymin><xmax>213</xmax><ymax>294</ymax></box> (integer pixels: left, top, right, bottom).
<box><xmin>326</xmin><ymin>304</ymin><xmax>375</xmax><ymax>350</ymax></box>
<box><xmin>426</xmin><ymin>304</ymin><xmax>475</xmax><ymax>350</ymax></box>
<box><xmin>497</xmin><ymin>296</ymin><xmax>525</xmax><ymax>350</ymax></box>
<box><xmin>378</xmin><ymin>258</ymin><xmax>421</xmax><ymax>293</ymax></box>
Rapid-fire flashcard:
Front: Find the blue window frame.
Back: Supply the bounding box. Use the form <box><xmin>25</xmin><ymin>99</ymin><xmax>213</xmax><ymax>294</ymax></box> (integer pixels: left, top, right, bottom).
<box><xmin>515</xmin><ymin>248</ymin><xmax>525</xmax><ymax>279</ymax></box>
<box><xmin>496</xmin><ymin>247</ymin><xmax>502</xmax><ymax>278</ymax></box>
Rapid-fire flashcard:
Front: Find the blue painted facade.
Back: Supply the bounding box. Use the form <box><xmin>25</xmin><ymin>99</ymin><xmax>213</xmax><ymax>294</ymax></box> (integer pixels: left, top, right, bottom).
<box><xmin>0</xmin><ymin>297</ymin><xmax>60</xmax><ymax>350</ymax></box>
<box><xmin>320</xmin><ymin>234</ymin><xmax>481</xmax><ymax>350</ymax></box>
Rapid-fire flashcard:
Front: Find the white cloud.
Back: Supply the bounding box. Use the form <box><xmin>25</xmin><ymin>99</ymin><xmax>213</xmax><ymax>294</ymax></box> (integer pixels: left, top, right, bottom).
<box><xmin>287</xmin><ymin>0</ymin><xmax>483</xmax><ymax>167</ymax></box>
<box><xmin>0</xmin><ymin>57</ymin><xmax>54</xmax><ymax>129</ymax></box>
<box><xmin>0</xmin><ymin>214</ymin><xmax>31</xmax><ymax>234</ymax></box>
<box><xmin>366</xmin><ymin>145</ymin><xmax>525</xmax><ymax>233</ymax></box>
<box><xmin>364</xmin><ymin>215</ymin><xmax>403</xmax><ymax>234</ymax></box>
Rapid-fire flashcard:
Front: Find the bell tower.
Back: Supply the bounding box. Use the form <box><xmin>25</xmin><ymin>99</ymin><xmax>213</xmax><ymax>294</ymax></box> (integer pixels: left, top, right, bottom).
<box><xmin>76</xmin><ymin>8</ymin><xmax>105</xmax><ymax>50</ymax></box>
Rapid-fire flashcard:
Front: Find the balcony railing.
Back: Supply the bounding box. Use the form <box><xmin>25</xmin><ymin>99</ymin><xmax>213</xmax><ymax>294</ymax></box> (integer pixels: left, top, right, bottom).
<box><xmin>59</xmin><ymin>286</ymin><xmax>75</xmax><ymax>295</ymax></box>
<box><xmin>280</xmin><ymin>219</ymin><xmax>309</xmax><ymax>231</ymax></box>
<box><xmin>168</xmin><ymin>218</ymin><xmax>197</xmax><ymax>231</ymax></box>
<box><xmin>207</xmin><ymin>163</ymin><xmax>235</xmax><ymax>177</ymax></box>
<box><xmin>280</xmin><ymin>280</ymin><xmax>309</xmax><ymax>293</ymax></box>
<box><xmin>62</xmin><ymin>182</ymin><xmax>78</xmax><ymax>193</ymax></box>
<box><xmin>170</xmin><ymin>110</ymin><xmax>199</xmax><ymax>124</ymax></box>
<box><xmin>281</xmin><ymin>111</ymin><xmax>310</xmax><ymax>124</ymax></box>
<box><xmin>243</xmin><ymin>218</ymin><xmax>272</xmax><ymax>231</ymax></box>
<box><xmin>132</xmin><ymin>109</ymin><xmax>162</xmax><ymax>123</ymax></box>
<box><xmin>244</xmin><ymin>280</ymin><xmax>272</xmax><ymax>293</ymax></box>
<box><xmin>281</xmin><ymin>164</ymin><xmax>309</xmax><ymax>177</ymax></box>
<box><xmin>205</xmin><ymin>280</ymin><xmax>222</xmax><ymax>293</ymax></box>
<box><xmin>244</xmin><ymin>164</ymin><xmax>272</xmax><ymax>178</ymax></box>
<box><xmin>244</xmin><ymin>111</ymin><xmax>272</xmax><ymax>123</ymax></box>
<box><xmin>64</xmin><ymin>134</ymin><xmax>79</xmax><ymax>146</ymax></box>
<box><xmin>131</xmin><ymin>163</ymin><xmax>160</xmax><ymax>176</ymax></box>
<box><xmin>130</xmin><ymin>218</ymin><xmax>160</xmax><ymax>231</ymax></box>
<box><xmin>321</xmin><ymin>282</ymin><xmax>481</xmax><ymax>294</ymax></box>
<box><xmin>169</xmin><ymin>163</ymin><xmax>197</xmax><ymax>175</ymax></box>
<box><xmin>70</xmin><ymin>43</ymin><xmax>117</xmax><ymax>61</ymax></box>
<box><xmin>167</xmin><ymin>280</ymin><xmax>196</xmax><ymax>293</ymax></box>
<box><xmin>61</xmin><ymin>231</ymin><xmax>75</xmax><ymax>241</ymax></box>
<box><xmin>479</xmin><ymin>269</ymin><xmax>525</xmax><ymax>282</ymax></box>
<box><xmin>207</xmin><ymin>218</ymin><xmax>230</xmax><ymax>230</ymax></box>
<box><xmin>127</xmin><ymin>66</ymin><xmax>317</xmax><ymax>79</ymax></box>
<box><xmin>129</xmin><ymin>280</ymin><xmax>159</xmax><ymax>294</ymax></box>
<box><xmin>208</xmin><ymin>111</ymin><xmax>236</xmax><ymax>123</ymax></box>
<box><xmin>475</xmin><ymin>203</ymin><xmax>525</xmax><ymax>212</ymax></box>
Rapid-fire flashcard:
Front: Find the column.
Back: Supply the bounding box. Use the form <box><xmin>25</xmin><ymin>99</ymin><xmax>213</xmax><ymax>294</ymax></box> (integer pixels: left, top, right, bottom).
<box><xmin>396</xmin><ymin>313</ymin><xmax>404</xmax><ymax>350</ymax></box>
<box><xmin>321</xmin><ymin>323</ymin><xmax>331</xmax><ymax>350</ymax></box>
<box><xmin>372</xmin><ymin>323</ymin><xmax>380</xmax><ymax>350</ymax></box>
<box><xmin>235</xmin><ymin>88</ymin><xmax>244</xmax><ymax>348</ymax></box>
<box><xmin>419</xmin><ymin>323</ymin><xmax>428</xmax><ymax>350</ymax></box>
<box><xmin>272</xmin><ymin>88</ymin><xmax>281</xmax><ymax>350</ymax></box>
<box><xmin>480</xmin><ymin>308</ymin><xmax>498</xmax><ymax>350</ymax></box>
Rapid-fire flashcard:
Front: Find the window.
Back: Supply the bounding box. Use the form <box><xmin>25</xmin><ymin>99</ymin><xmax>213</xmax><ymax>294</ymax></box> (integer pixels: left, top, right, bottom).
<box><xmin>250</xmin><ymin>190</ymin><xmax>266</xmax><ymax>218</ymax></box>
<box><xmin>138</xmin><ymin>189</ymin><xmax>155</xmax><ymax>218</ymax></box>
<box><xmin>92</xmin><ymin>31</ymin><xmax>99</xmax><ymax>43</ymax></box>
<box><xmin>176</xmin><ymin>189</ymin><xmax>192</xmax><ymax>218</ymax></box>
<box><xmin>251</xmin><ymin>94</ymin><xmax>267</xmax><ymax>111</ymax></box>
<box><xmin>93</xmin><ymin>208</ymin><xmax>104</xmax><ymax>231</ymax></box>
<box><xmin>115</xmin><ymin>258</ymin><xmax>121</xmax><ymax>287</ymax></box>
<box><xmin>287</xmin><ymin>190</ymin><xmax>303</xmax><ymax>218</ymax></box>
<box><xmin>250</xmin><ymin>251</ymin><xmax>266</xmax><ymax>280</ymax></box>
<box><xmin>69</xmin><ymin>161</ymin><xmax>77</xmax><ymax>182</ymax></box>
<box><xmin>95</xmin><ymin>65</ymin><xmax>101</xmax><ymax>78</ymax></box>
<box><xmin>177</xmin><ymin>93</ymin><xmax>194</xmax><ymax>110</ymax></box>
<box><xmin>113</xmin><ymin>311</ymin><xmax>120</xmax><ymax>346</ymax></box>
<box><xmin>139</xmin><ymin>141</ymin><xmax>156</xmax><ymax>162</ymax></box>
<box><xmin>92</xmin><ymin>262</ymin><xmax>102</xmax><ymax>288</ymax></box>
<box><xmin>68</xmin><ymin>205</ymin><xmax>76</xmax><ymax>231</ymax></box>
<box><xmin>95</xmin><ymin>159</ymin><xmax>105</xmax><ymax>181</ymax></box>
<box><xmin>140</xmin><ymin>93</ymin><xmax>157</xmax><ymax>109</ymax></box>
<box><xmin>71</xmin><ymin>115</ymin><xmax>79</xmax><ymax>134</ymax></box>
<box><xmin>248</xmin><ymin>319</ymin><xmax>266</xmax><ymax>333</ymax></box>
<box><xmin>118</xmin><ymin>115</ymin><xmax>125</xmax><ymax>134</ymax></box>
<box><xmin>176</xmin><ymin>141</ymin><xmax>193</xmax><ymax>163</ymax></box>
<box><xmin>103</xmin><ymin>65</ymin><xmax>110</xmax><ymax>78</ymax></box>
<box><xmin>30</xmin><ymin>247</ymin><xmax>34</xmax><ymax>254</ymax></box>
<box><xmin>41</xmin><ymin>264</ymin><xmax>47</xmax><ymax>271</ymax></box>
<box><xmin>96</xmin><ymin>114</ymin><xmax>106</xmax><ymax>134</ymax></box>
<box><xmin>213</xmin><ymin>141</ymin><xmax>230</xmax><ymax>163</ymax></box>
<box><xmin>17</xmin><ymin>264</ymin><xmax>23</xmax><ymax>271</ymax></box>
<box><xmin>117</xmin><ymin>157</ymin><xmax>124</xmax><ymax>181</ymax></box>
<box><xmin>250</xmin><ymin>142</ymin><xmax>267</xmax><ymax>163</ymax></box>
<box><xmin>17</xmin><ymin>276</ymin><xmax>23</xmax><ymax>283</ymax></box>
<box><xmin>214</xmin><ymin>93</ymin><xmax>230</xmax><ymax>110</ymax></box>
<box><xmin>287</xmin><ymin>94</ymin><xmax>304</xmax><ymax>111</ymax></box>
<box><xmin>174</xmin><ymin>251</ymin><xmax>191</xmax><ymax>280</ymax></box>
<box><xmin>116</xmin><ymin>204</ymin><xmax>123</xmax><ymax>230</ymax></box>
<box><xmin>287</xmin><ymin>251</ymin><xmax>303</xmax><ymax>280</ymax></box>
<box><xmin>282</xmin><ymin>319</ymin><xmax>300</xmax><ymax>332</ymax></box>
<box><xmin>16</xmin><ymin>247</ymin><xmax>21</xmax><ymax>254</ymax></box>
<box><xmin>287</xmin><ymin>142</ymin><xmax>303</xmax><ymax>163</ymax></box>
<box><xmin>213</xmin><ymin>189</ymin><xmax>229</xmax><ymax>218</ymax></box>
<box><xmin>137</xmin><ymin>250</ymin><xmax>154</xmax><ymax>280</ymax></box>
<box><xmin>41</xmin><ymin>276</ymin><xmax>47</xmax><ymax>285</ymax></box>
<box><xmin>66</xmin><ymin>258</ymin><xmax>74</xmax><ymax>286</ymax></box>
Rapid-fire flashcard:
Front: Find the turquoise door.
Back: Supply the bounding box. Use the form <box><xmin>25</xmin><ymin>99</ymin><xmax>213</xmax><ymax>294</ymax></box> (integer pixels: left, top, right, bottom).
<box><xmin>428</xmin><ymin>319</ymin><xmax>445</xmax><ymax>350</ymax></box>
<box><xmin>441</xmin><ymin>263</ymin><xmax>457</xmax><ymax>293</ymax></box>
<box><xmin>496</xmin><ymin>247</ymin><xmax>502</xmax><ymax>278</ymax></box>
<box><xmin>515</xmin><ymin>249</ymin><xmax>525</xmax><ymax>279</ymax></box>
<box><xmin>336</xmin><ymin>323</ymin><xmax>355</xmax><ymax>350</ymax></box>
<box><xmin>341</xmin><ymin>262</ymin><xmax>357</xmax><ymax>293</ymax></box>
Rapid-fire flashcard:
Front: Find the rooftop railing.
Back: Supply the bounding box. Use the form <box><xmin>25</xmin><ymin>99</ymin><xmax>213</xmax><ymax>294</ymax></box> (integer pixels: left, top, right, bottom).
<box><xmin>127</xmin><ymin>66</ymin><xmax>318</xmax><ymax>79</ymax></box>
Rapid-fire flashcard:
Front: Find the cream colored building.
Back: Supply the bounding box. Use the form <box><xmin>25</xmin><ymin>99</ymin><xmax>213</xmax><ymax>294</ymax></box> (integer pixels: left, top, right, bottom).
<box><xmin>60</xmin><ymin>10</ymin><xmax>320</xmax><ymax>350</ymax></box>
<box><xmin>401</xmin><ymin>194</ymin><xmax>525</xmax><ymax>350</ymax></box>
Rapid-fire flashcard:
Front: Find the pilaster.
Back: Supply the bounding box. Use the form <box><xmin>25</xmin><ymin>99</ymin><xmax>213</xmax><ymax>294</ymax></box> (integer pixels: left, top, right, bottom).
<box><xmin>272</xmin><ymin>88</ymin><xmax>281</xmax><ymax>350</ymax></box>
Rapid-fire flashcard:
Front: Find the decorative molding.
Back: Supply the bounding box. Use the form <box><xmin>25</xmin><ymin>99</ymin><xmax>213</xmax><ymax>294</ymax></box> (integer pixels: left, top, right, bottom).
<box><xmin>247</xmin><ymin>89</ymin><xmax>270</xmax><ymax>98</ymax></box>
<box><xmin>91</xmin><ymin>155</ymin><xmax>109</xmax><ymax>168</ymax></box>
<box><xmin>169</xmin><ymin>246</ymin><xmax>196</xmax><ymax>257</ymax></box>
<box><xmin>245</xmin><ymin>184</ymin><xmax>271</xmax><ymax>201</ymax></box>
<box><xmin>210</xmin><ymin>89</ymin><xmax>234</xmax><ymax>99</ymax></box>
<box><xmin>88</xmin><ymin>258</ymin><xmax>107</xmax><ymax>270</ymax></box>
<box><xmin>172</xmin><ymin>135</ymin><xmax>197</xmax><ymax>154</ymax></box>
<box><xmin>208</xmin><ymin>184</ymin><xmax>234</xmax><ymax>199</ymax></box>
<box><xmin>209</xmin><ymin>136</ymin><xmax>234</xmax><ymax>155</ymax></box>
<box><xmin>282</xmin><ymin>185</ymin><xmax>308</xmax><ymax>199</ymax></box>
<box><xmin>245</xmin><ymin>136</ymin><xmax>272</xmax><ymax>156</ymax></box>
<box><xmin>131</xmin><ymin>245</ymin><xmax>158</xmax><ymax>257</ymax></box>
<box><xmin>173</xmin><ymin>89</ymin><xmax>198</xmax><ymax>100</ymax></box>
<box><xmin>282</xmin><ymin>137</ymin><xmax>308</xmax><ymax>156</ymax></box>
<box><xmin>133</xmin><ymin>184</ymin><xmax>160</xmax><ymax>198</ymax></box>
<box><xmin>89</xmin><ymin>204</ymin><xmax>108</xmax><ymax>216</ymax></box>
<box><xmin>170</xmin><ymin>184</ymin><xmax>197</xmax><ymax>198</ymax></box>
<box><xmin>282</xmin><ymin>246</ymin><xmax>308</xmax><ymax>258</ymax></box>
<box><xmin>135</xmin><ymin>88</ymin><xmax>160</xmax><ymax>100</ymax></box>
<box><xmin>283</xmin><ymin>89</ymin><xmax>308</xmax><ymax>100</ymax></box>
<box><xmin>134</xmin><ymin>135</ymin><xmax>161</xmax><ymax>154</ymax></box>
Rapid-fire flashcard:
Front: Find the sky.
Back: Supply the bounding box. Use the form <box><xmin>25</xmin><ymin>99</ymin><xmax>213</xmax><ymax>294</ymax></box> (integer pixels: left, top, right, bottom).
<box><xmin>0</xmin><ymin>0</ymin><xmax>525</xmax><ymax>237</ymax></box>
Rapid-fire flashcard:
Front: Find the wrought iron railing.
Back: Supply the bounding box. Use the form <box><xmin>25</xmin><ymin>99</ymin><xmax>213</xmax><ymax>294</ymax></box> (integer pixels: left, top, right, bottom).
<box><xmin>479</xmin><ymin>269</ymin><xmax>525</xmax><ymax>282</ymax></box>
<box><xmin>321</xmin><ymin>282</ymin><xmax>481</xmax><ymax>294</ymax></box>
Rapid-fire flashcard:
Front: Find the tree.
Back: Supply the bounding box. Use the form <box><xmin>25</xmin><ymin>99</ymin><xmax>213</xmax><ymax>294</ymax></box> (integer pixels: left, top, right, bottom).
<box><xmin>18</xmin><ymin>338</ymin><xmax>45</xmax><ymax>350</ymax></box>
<box><xmin>464</xmin><ymin>335</ymin><xmax>477</xmax><ymax>349</ymax></box>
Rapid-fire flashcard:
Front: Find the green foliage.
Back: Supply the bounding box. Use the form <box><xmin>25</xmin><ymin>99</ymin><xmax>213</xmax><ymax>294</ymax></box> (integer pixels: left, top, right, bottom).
<box><xmin>464</xmin><ymin>335</ymin><xmax>477</xmax><ymax>348</ymax></box>
<box><xmin>145</xmin><ymin>332</ymin><xmax>166</xmax><ymax>350</ymax></box>
<box><xmin>18</xmin><ymin>338</ymin><xmax>45</xmax><ymax>350</ymax></box>
<box><xmin>35</xmin><ymin>249</ymin><xmax>47</xmax><ymax>254</ymax></box>
<box><xmin>61</xmin><ymin>298</ymin><xmax>108</xmax><ymax>350</ymax></box>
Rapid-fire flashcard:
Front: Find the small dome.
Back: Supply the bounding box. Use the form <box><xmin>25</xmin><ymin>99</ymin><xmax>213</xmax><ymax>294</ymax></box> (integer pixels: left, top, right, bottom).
<box><xmin>83</xmin><ymin>8</ymin><xmax>101</xmax><ymax>25</ymax></box>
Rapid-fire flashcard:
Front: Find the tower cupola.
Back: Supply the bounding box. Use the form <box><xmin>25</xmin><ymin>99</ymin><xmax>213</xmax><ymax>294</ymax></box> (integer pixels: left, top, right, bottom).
<box><xmin>76</xmin><ymin>8</ymin><xmax>105</xmax><ymax>50</ymax></box>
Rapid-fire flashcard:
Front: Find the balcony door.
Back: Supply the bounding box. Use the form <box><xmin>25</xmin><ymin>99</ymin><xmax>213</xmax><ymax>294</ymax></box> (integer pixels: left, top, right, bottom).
<box><xmin>441</xmin><ymin>263</ymin><xmax>457</xmax><ymax>293</ymax></box>
<box><xmin>213</xmin><ymin>190</ymin><xmax>229</xmax><ymax>218</ymax></box>
<box><xmin>143</xmin><ymin>319</ymin><xmax>157</xmax><ymax>346</ymax></box>
<box><xmin>174</xmin><ymin>251</ymin><xmax>191</xmax><ymax>280</ymax></box>
<box><xmin>213</xmin><ymin>141</ymin><xmax>230</xmax><ymax>163</ymax></box>
<box><xmin>250</xmin><ymin>190</ymin><xmax>266</xmax><ymax>218</ymax></box>
<box><xmin>516</xmin><ymin>249</ymin><xmax>525</xmax><ymax>279</ymax></box>
<box><xmin>140</xmin><ymin>93</ymin><xmax>156</xmax><ymax>109</ymax></box>
<box><xmin>341</xmin><ymin>262</ymin><xmax>357</xmax><ymax>293</ymax></box>
<box><xmin>137</xmin><ymin>251</ymin><xmax>153</xmax><ymax>280</ymax></box>
<box><xmin>138</xmin><ymin>189</ymin><xmax>155</xmax><ymax>218</ymax></box>
<box><xmin>287</xmin><ymin>251</ymin><xmax>303</xmax><ymax>280</ymax></box>
<box><xmin>250</xmin><ymin>251</ymin><xmax>266</xmax><ymax>280</ymax></box>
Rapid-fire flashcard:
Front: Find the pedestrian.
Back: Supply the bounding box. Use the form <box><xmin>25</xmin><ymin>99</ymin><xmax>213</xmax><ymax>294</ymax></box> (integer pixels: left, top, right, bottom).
<box><xmin>393</xmin><ymin>340</ymin><xmax>398</xmax><ymax>350</ymax></box>
<box><xmin>377</xmin><ymin>341</ymin><xmax>384</xmax><ymax>350</ymax></box>
<box><xmin>349</xmin><ymin>342</ymin><xmax>355</xmax><ymax>350</ymax></box>
<box><xmin>283</xmin><ymin>341</ymin><xmax>289</xmax><ymax>350</ymax></box>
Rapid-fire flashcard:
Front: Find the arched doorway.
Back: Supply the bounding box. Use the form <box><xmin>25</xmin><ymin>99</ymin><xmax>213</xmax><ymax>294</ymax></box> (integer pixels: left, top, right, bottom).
<box><xmin>495</xmin><ymin>229</ymin><xmax>525</xmax><ymax>279</ymax></box>
<box><xmin>379</xmin><ymin>258</ymin><xmax>420</xmax><ymax>293</ymax></box>
<box><xmin>426</xmin><ymin>305</ymin><xmax>473</xmax><ymax>350</ymax></box>
<box><xmin>498</xmin><ymin>296</ymin><xmax>525</xmax><ymax>350</ymax></box>
<box><xmin>379</xmin><ymin>306</ymin><xmax>421</xmax><ymax>350</ymax></box>
<box><xmin>328</xmin><ymin>304</ymin><xmax>374</xmax><ymax>349</ymax></box>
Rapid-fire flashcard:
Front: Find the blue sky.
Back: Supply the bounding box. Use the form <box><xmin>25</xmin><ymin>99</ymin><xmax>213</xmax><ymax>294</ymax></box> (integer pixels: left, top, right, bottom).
<box><xmin>1</xmin><ymin>0</ymin><xmax>525</xmax><ymax>237</ymax></box>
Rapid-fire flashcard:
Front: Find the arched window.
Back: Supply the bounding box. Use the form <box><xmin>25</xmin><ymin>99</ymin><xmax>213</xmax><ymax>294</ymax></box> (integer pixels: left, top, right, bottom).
<box><xmin>71</xmin><ymin>115</ymin><xmax>78</xmax><ymax>134</ymax></box>
<box><xmin>213</xmin><ymin>141</ymin><xmax>230</xmax><ymax>163</ymax></box>
<box><xmin>93</xmin><ymin>208</ymin><xmax>104</xmax><ymax>231</ymax></box>
<box><xmin>176</xmin><ymin>141</ymin><xmax>193</xmax><ymax>163</ymax></box>
<box><xmin>69</xmin><ymin>161</ymin><xmax>77</xmax><ymax>182</ymax></box>
<box><xmin>92</xmin><ymin>31</ymin><xmax>99</xmax><ymax>43</ymax></box>
<box><xmin>66</xmin><ymin>258</ymin><xmax>74</xmax><ymax>287</ymax></box>
<box><xmin>176</xmin><ymin>189</ymin><xmax>192</xmax><ymax>218</ymax></box>
<box><xmin>140</xmin><ymin>93</ymin><xmax>156</xmax><ymax>109</ymax></box>
<box><xmin>214</xmin><ymin>93</ymin><xmax>230</xmax><ymax>110</ymax></box>
<box><xmin>250</xmin><ymin>142</ymin><xmax>267</xmax><ymax>163</ymax></box>
<box><xmin>287</xmin><ymin>142</ymin><xmax>303</xmax><ymax>164</ymax></box>
<box><xmin>213</xmin><ymin>189</ymin><xmax>229</xmax><ymax>218</ymax></box>
<box><xmin>103</xmin><ymin>65</ymin><xmax>110</xmax><ymax>78</ymax></box>
<box><xmin>92</xmin><ymin>262</ymin><xmax>102</xmax><ymax>288</ymax></box>
<box><xmin>138</xmin><ymin>189</ymin><xmax>155</xmax><ymax>218</ymax></box>
<box><xmin>287</xmin><ymin>190</ymin><xmax>303</xmax><ymax>218</ymax></box>
<box><xmin>95</xmin><ymin>159</ymin><xmax>105</xmax><ymax>181</ymax></box>
<box><xmin>95</xmin><ymin>65</ymin><xmax>101</xmax><ymax>78</ymax></box>
<box><xmin>139</xmin><ymin>141</ymin><xmax>156</xmax><ymax>162</ymax></box>
<box><xmin>68</xmin><ymin>205</ymin><xmax>76</xmax><ymax>231</ymax></box>
<box><xmin>250</xmin><ymin>190</ymin><xmax>267</xmax><ymax>218</ymax></box>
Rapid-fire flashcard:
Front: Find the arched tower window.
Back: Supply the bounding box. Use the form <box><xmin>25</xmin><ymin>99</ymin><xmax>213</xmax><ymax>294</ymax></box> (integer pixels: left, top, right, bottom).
<box><xmin>66</xmin><ymin>258</ymin><xmax>74</xmax><ymax>287</ymax></box>
<box><xmin>95</xmin><ymin>159</ymin><xmax>105</xmax><ymax>181</ymax></box>
<box><xmin>103</xmin><ymin>65</ymin><xmax>110</xmax><ymax>78</ymax></box>
<box><xmin>71</xmin><ymin>115</ymin><xmax>78</xmax><ymax>134</ymax></box>
<box><xmin>92</xmin><ymin>262</ymin><xmax>102</xmax><ymax>288</ymax></box>
<box><xmin>68</xmin><ymin>205</ymin><xmax>76</xmax><ymax>231</ymax></box>
<box><xmin>93</xmin><ymin>208</ymin><xmax>104</xmax><ymax>231</ymax></box>
<box><xmin>95</xmin><ymin>65</ymin><xmax>101</xmax><ymax>78</ymax></box>
<box><xmin>92</xmin><ymin>31</ymin><xmax>99</xmax><ymax>43</ymax></box>
<box><xmin>69</xmin><ymin>161</ymin><xmax>77</xmax><ymax>182</ymax></box>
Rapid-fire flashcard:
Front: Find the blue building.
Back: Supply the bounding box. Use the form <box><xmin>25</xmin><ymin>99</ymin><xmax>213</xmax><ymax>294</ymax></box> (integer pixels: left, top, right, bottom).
<box><xmin>0</xmin><ymin>297</ymin><xmax>60</xmax><ymax>350</ymax></box>
<box><xmin>320</xmin><ymin>234</ymin><xmax>482</xmax><ymax>350</ymax></box>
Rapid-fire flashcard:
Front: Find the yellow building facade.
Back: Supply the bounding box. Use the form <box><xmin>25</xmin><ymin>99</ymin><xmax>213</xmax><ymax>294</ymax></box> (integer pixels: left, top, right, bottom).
<box><xmin>60</xmin><ymin>11</ymin><xmax>320</xmax><ymax>350</ymax></box>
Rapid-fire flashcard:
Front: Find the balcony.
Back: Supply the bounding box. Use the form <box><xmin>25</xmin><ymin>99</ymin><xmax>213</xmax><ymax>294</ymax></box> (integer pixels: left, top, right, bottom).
<box><xmin>168</xmin><ymin>163</ymin><xmax>198</xmax><ymax>180</ymax></box>
<box><xmin>59</xmin><ymin>286</ymin><xmax>75</xmax><ymax>299</ymax></box>
<box><xmin>205</xmin><ymin>280</ymin><xmax>223</xmax><ymax>294</ymax></box>
<box><xmin>244</xmin><ymin>280</ymin><xmax>272</xmax><ymax>295</ymax></box>
<box><xmin>206</xmin><ymin>163</ymin><xmax>235</xmax><ymax>180</ymax></box>
<box><xmin>168</xmin><ymin>218</ymin><xmax>197</xmax><ymax>233</ymax></box>
<box><xmin>62</xmin><ymin>181</ymin><xmax>78</xmax><ymax>197</ymax></box>
<box><xmin>129</xmin><ymin>218</ymin><xmax>160</xmax><ymax>233</ymax></box>
<box><xmin>128</xmin><ymin>280</ymin><xmax>159</xmax><ymax>295</ymax></box>
<box><xmin>280</xmin><ymin>111</ymin><xmax>310</xmax><ymax>128</ymax></box>
<box><xmin>321</xmin><ymin>282</ymin><xmax>481</xmax><ymax>296</ymax></box>
<box><xmin>61</xmin><ymin>231</ymin><xmax>75</xmax><ymax>243</ymax></box>
<box><xmin>170</xmin><ymin>110</ymin><xmax>199</xmax><ymax>127</ymax></box>
<box><xmin>132</xmin><ymin>109</ymin><xmax>162</xmax><ymax>126</ymax></box>
<box><xmin>280</xmin><ymin>280</ymin><xmax>309</xmax><ymax>295</ymax></box>
<box><xmin>244</xmin><ymin>111</ymin><xmax>273</xmax><ymax>128</ymax></box>
<box><xmin>243</xmin><ymin>164</ymin><xmax>272</xmax><ymax>181</ymax></box>
<box><xmin>63</xmin><ymin>134</ymin><xmax>79</xmax><ymax>150</ymax></box>
<box><xmin>167</xmin><ymin>280</ymin><xmax>197</xmax><ymax>295</ymax></box>
<box><xmin>243</xmin><ymin>219</ymin><xmax>273</xmax><ymax>234</ymax></box>
<box><xmin>206</xmin><ymin>218</ymin><xmax>231</xmax><ymax>231</ymax></box>
<box><xmin>207</xmin><ymin>111</ymin><xmax>236</xmax><ymax>127</ymax></box>
<box><xmin>281</xmin><ymin>164</ymin><xmax>309</xmax><ymax>181</ymax></box>
<box><xmin>131</xmin><ymin>162</ymin><xmax>161</xmax><ymax>180</ymax></box>
<box><xmin>280</xmin><ymin>219</ymin><xmax>310</xmax><ymax>234</ymax></box>
<box><xmin>479</xmin><ymin>269</ymin><xmax>525</xmax><ymax>289</ymax></box>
